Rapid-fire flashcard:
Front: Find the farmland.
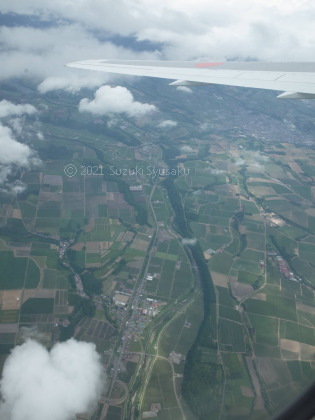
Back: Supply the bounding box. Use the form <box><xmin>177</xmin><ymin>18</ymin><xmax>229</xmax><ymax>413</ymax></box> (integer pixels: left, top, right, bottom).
<box><xmin>1</xmin><ymin>77</ymin><xmax>315</xmax><ymax>420</ymax></box>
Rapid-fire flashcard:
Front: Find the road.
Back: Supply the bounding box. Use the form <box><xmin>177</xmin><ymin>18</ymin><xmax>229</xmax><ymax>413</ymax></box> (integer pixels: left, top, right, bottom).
<box><xmin>105</xmin><ymin>178</ymin><xmax>160</xmax><ymax>402</ymax></box>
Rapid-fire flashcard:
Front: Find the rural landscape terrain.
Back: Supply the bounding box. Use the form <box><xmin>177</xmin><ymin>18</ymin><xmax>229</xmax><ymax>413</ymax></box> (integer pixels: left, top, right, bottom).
<box><xmin>0</xmin><ymin>77</ymin><xmax>315</xmax><ymax>420</ymax></box>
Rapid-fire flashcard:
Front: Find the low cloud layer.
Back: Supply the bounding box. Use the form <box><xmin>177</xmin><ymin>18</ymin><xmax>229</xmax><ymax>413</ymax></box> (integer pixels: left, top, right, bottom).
<box><xmin>234</xmin><ymin>158</ymin><xmax>246</xmax><ymax>166</ymax></box>
<box><xmin>79</xmin><ymin>85</ymin><xmax>157</xmax><ymax>117</ymax></box>
<box><xmin>0</xmin><ymin>0</ymin><xmax>314</xmax><ymax>104</ymax></box>
<box><xmin>0</xmin><ymin>100</ymin><xmax>37</xmax><ymax>118</ymax></box>
<box><xmin>0</xmin><ymin>339</ymin><xmax>104</xmax><ymax>420</ymax></box>
<box><xmin>2</xmin><ymin>0</ymin><xmax>315</xmax><ymax>65</ymax></box>
<box><xmin>250</xmin><ymin>151</ymin><xmax>269</xmax><ymax>162</ymax></box>
<box><xmin>209</xmin><ymin>168</ymin><xmax>225</xmax><ymax>175</ymax></box>
<box><xmin>0</xmin><ymin>125</ymin><xmax>36</xmax><ymax>167</ymax></box>
<box><xmin>234</xmin><ymin>151</ymin><xmax>269</xmax><ymax>168</ymax></box>
<box><xmin>0</xmin><ymin>100</ymin><xmax>40</xmax><ymax>193</ymax></box>
<box><xmin>176</xmin><ymin>86</ymin><xmax>192</xmax><ymax>94</ymax></box>
<box><xmin>37</xmin><ymin>74</ymin><xmax>110</xmax><ymax>94</ymax></box>
<box><xmin>180</xmin><ymin>145</ymin><xmax>193</xmax><ymax>153</ymax></box>
<box><xmin>158</xmin><ymin>120</ymin><xmax>177</xmax><ymax>128</ymax></box>
<box><xmin>182</xmin><ymin>237</ymin><xmax>197</xmax><ymax>246</ymax></box>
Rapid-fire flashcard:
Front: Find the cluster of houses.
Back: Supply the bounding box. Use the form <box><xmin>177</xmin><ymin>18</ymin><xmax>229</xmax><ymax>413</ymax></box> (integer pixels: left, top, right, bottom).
<box><xmin>268</xmin><ymin>252</ymin><xmax>300</xmax><ymax>282</ymax></box>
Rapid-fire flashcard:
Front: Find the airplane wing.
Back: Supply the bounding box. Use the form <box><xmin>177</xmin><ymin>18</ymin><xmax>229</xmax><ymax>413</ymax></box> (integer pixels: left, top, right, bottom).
<box><xmin>66</xmin><ymin>59</ymin><xmax>315</xmax><ymax>99</ymax></box>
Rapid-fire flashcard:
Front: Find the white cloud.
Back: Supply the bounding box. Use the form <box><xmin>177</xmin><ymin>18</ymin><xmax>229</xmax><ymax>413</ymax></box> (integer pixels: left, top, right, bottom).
<box><xmin>1</xmin><ymin>0</ymin><xmax>314</xmax><ymax>94</ymax></box>
<box><xmin>0</xmin><ymin>339</ymin><xmax>104</xmax><ymax>420</ymax></box>
<box><xmin>176</xmin><ymin>86</ymin><xmax>192</xmax><ymax>93</ymax></box>
<box><xmin>180</xmin><ymin>145</ymin><xmax>193</xmax><ymax>152</ymax></box>
<box><xmin>235</xmin><ymin>158</ymin><xmax>245</xmax><ymax>166</ymax></box>
<box><xmin>7</xmin><ymin>118</ymin><xmax>24</xmax><ymax>136</ymax></box>
<box><xmin>79</xmin><ymin>85</ymin><xmax>157</xmax><ymax>117</ymax></box>
<box><xmin>0</xmin><ymin>125</ymin><xmax>37</xmax><ymax>168</ymax></box>
<box><xmin>0</xmin><ymin>123</ymin><xmax>40</xmax><ymax>193</ymax></box>
<box><xmin>158</xmin><ymin>120</ymin><xmax>177</xmax><ymax>128</ymax></box>
<box><xmin>182</xmin><ymin>237</ymin><xmax>197</xmax><ymax>246</ymax></box>
<box><xmin>209</xmin><ymin>168</ymin><xmax>225</xmax><ymax>175</ymax></box>
<box><xmin>37</xmin><ymin>74</ymin><xmax>110</xmax><ymax>94</ymax></box>
<box><xmin>0</xmin><ymin>22</ymin><xmax>158</xmax><ymax>90</ymax></box>
<box><xmin>199</xmin><ymin>122</ymin><xmax>210</xmax><ymax>132</ymax></box>
<box><xmin>250</xmin><ymin>151</ymin><xmax>269</xmax><ymax>162</ymax></box>
<box><xmin>0</xmin><ymin>100</ymin><xmax>41</xmax><ymax>192</ymax></box>
<box><xmin>0</xmin><ymin>100</ymin><xmax>37</xmax><ymax>118</ymax></box>
<box><xmin>0</xmin><ymin>0</ymin><xmax>314</xmax><ymax>108</ymax></box>
<box><xmin>249</xmin><ymin>162</ymin><xmax>263</xmax><ymax>170</ymax></box>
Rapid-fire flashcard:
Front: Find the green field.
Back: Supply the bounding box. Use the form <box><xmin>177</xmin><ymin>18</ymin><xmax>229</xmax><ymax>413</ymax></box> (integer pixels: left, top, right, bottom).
<box><xmin>280</xmin><ymin>320</ymin><xmax>315</xmax><ymax>346</ymax></box>
<box><xmin>246</xmin><ymin>294</ymin><xmax>297</xmax><ymax>322</ymax></box>
<box><xmin>238</xmin><ymin>270</ymin><xmax>260</xmax><ymax>285</ymax></box>
<box><xmin>85</xmin><ymin>218</ymin><xmax>111</xmax><ymax>241</ymax></box>
<box><xmin>209</xmin><ymin>251</ymin><xmax>234</xmax><ymax>275</ymax></box>
<box><xmin>25</xmin><ymin>259</ymin><xmax>40</xmax><ymax>288</ymax></box>
<box><xmin>217</xmin><ymin>287</ymin><xmax>235</xmax><ymax>308</ymax></box>
<box><xmin>159</xmin><ymin>294</ymin><xmax>204</xmax><ymax>358</ymax></box>
<box><xmin>221</xmin><ymin>353</ymin><xmax>254</xmax><ymax>418</ymax></box>
<box><xmin>142</xmin><ymin>359</ymin><xmax>181</xmax><ymax>417</ymax></box>
<box><xmin>43</xmin><ymin>269</ymin><xmax>68</xmax><ymax>289</ymax></box>
<box><xmin>248</xmin><ymin>313</ymin><xmax>278</xmax><ymax>346</ymax></box>
<box><xmin>21</xmin><ymin>298</ymin><xmax>54</xmax><ymax>314</ymax></box>
<box><xmin>219</xmin><ymin>318</ymin><xmax>245</xmax><ymax>352</ymax></box>
<box><xmin>0</xmin><ymin>252</ymin><xmax>30</xmax><ymax>290</ymax></box>
<box><xmin>155</xmin><ymin>252</ymin><xmax>177</xmax><ymax>261</ymax></box>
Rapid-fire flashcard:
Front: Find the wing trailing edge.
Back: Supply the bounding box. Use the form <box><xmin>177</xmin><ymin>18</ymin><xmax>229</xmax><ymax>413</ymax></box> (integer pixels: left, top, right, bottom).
<box><xmin>66</xmin><ymin>59</ymin><xmax>315</xmax><ymax>98</ymax></box>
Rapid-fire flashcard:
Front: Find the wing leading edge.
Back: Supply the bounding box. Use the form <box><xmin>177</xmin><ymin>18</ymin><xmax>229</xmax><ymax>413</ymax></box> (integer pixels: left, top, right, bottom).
<box><xmin>66</xmin><ymin>59</ymin><xmax>315</xmax><ymax>98</ymax></box>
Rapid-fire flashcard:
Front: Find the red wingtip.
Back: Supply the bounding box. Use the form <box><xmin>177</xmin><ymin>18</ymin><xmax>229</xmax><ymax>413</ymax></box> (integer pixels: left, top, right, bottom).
<box><xmin>195</xmin><ymin>62</ymin><xmax>223</xmax><ymax>68</ymax></box>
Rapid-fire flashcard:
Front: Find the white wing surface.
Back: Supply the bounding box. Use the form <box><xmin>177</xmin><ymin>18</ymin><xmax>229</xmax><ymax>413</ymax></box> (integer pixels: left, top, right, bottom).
<box><xmin>66</xmin><ymin>59</ymin><xmax>315</xmax><ymax>98</ymax></box>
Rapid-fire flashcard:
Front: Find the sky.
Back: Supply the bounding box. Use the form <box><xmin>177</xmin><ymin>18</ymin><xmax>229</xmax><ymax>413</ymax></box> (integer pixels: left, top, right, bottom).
<box><xmin>1</xmin><ymin>0</ymin><xmax>315</xmax><ymax>90</ymax></box>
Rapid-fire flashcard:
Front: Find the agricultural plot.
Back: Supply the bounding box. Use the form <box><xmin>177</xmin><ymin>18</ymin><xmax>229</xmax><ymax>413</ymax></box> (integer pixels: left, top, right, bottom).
<box><xmin>21</xmin><ymin>298</ymin><xmax>54</xmax><ymax>314</ymax></box>
<box><xmin>35</xmin><ymin>217</ymin><xmax>60</xmax><ymax>234</ymax></box>
<box><xmin>219</xmin><ymin>305</ymin><xmax>242</xmax><ymax>323</ymax></box>
<box><xmin>218</xmin><ymin>318</ymin><xmax>245</xmax><ymax>352</ymax></box>
<box><xmin>37</xmin><ymin>201</ymin><xmax>61</xmax><ymax>218</ymax></box>
<box><xmin>255</xmin><ymin>357</ymin><xmax>297</xmax><ymax>411</ymax></box>
<box><xmin>217</xmin><ymin>287</ymin><xmax>235</xmax><ymax>308</ymax></box>
<box><xmin>54</xmin><ymin>291</ymin><xmax>68</xmax><ymax>314</ymax></box>
<box><xmin>221</xmin><ymin>353</ymin><xmax>254</xmax><ymax>419</ymax></box>
<box><xmin>208</xmin><ymin>252</ymin><xmax>234</xmax><ymax>275</ymax></box>
<box><xmin>0</xmin><ymin>311</ymin><xmax>19</xmax><ymax>324</ymax></box>
<box><xmin>146</xmin><ymin>239</ymin><xmax>193</xmax><ymax>300</ymax></box>
<box><xmin>158</xmin><ymin>312</ymin><xmax>188</xmax><ymax>358</ymax></box>
<box><xmin>151</xmin><ymin>187</ymin><xmax>171</xmax><ymax>222</ymax></box>
<box><xmin>280</xmin><ymin>320</ymin><xmax>315</xmax><ymax>346</ymax></box>
<box><xmin>240</xmin><ymin>222</ymin><xmax>265</xmax><ymax>237</ymax></box>
<box><xmin>0</xmin><ymin>251</ymin><xmax>40</xmax><ymax>290</ymax></box>
<box><xmin>246</xmin><ymin>294</ymin><xmax>297</xmax><ymax>322</ymax></box>
<box><xmin>19</xmin><ymin>201</ymin><xmax>37</xmax><ymax>218</ymax></box>
<box><xmin>159</xmin><ymin>293</ymin><xmax>204</xmax><ymax>358</ymax></box>
<box><xmin>85</xmin><ymin>218</ymin><xmax>112</xmax><ymax>241</ymax></box>
<box><xmin>142</xmin><ymin>359</ymin><xmax>181</xmax><ymax>417</ymax></box>
<box><xmin>75</xmin><ymin>317</ymin><xmax>117</xmax><ymax>352</ymax></box>
<box><xmin>241</xmin><ymin>249</ymin><xmax>265</xmax><ymax>262</ymax></box>
<box><xmin>291</xmin><ymin>258</ymin><xmax>315</xmax><ymax>286</ymax></box>
<box><xmin>287</xmin><ymin>360</ymin><xmax>315</xmax><ymax>388</ymax></box>
<box><xmin>224</xmin><ymin>230</ymin><xmax>240</xmax><ymax>256</ymax></box>
<box><xmin>43</xmin><ymin>269</ymin><xmax>68</xmax><ymax>289</ymax></box>
<box><xmin>247</xmin><ymin>313</ymin><xmax>279</xmax><ymax>346</ymax></box>
<box><xmin>246</xmin><ymin>232</ymin><xmax>265</xmax><ymax>251</ymax></box>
